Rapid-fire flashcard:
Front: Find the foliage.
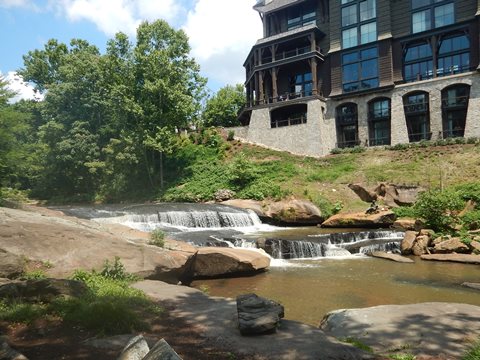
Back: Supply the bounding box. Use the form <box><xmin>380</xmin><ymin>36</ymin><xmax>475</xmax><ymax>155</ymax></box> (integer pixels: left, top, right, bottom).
<box><xmin>149</xmin><ymin>229</ymin><xmax>165</xmax><ymax>247</ymax></box>
<box><xmin>392</xmin><ymin>206</ymin><xmax>417</xmax><ymax>219</ymax></box>
<box><xmin>0</xmin><ymin>300</ymin><xmax>47</xmax><ymax>324</ymax></box>
<box><xmin>389</xmin><ymin>354</ymin><xmax>416</xmax><ymax>360</ymax></box>
<box><xmin>20</xmin><ymin>270</ymin><xmax>47</xmax><ymax>280</ymax></box>
<box><xmin>340</xmin><ymin>337</ymin><xmax>373</xmax><ymax>353</ymax></box>
<box><xmin>463</xmin><ymin>339</ymin><xmax>480</xmax><ymax>360</ymax></box>
<box><xmin>202</xmin><ymin>84</ymin><xmax>245</xmax><ymax>127</ymax></box>
<box><xmin>98</xmin><ymin>256</ymin><xmax>137</xmax><ymax>282</ymax></box>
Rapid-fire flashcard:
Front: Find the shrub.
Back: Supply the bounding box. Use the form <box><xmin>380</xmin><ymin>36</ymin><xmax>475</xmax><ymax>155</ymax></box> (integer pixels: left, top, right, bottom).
<box><xmin>98</xmin><ymin>257</ymin><xmax>136</xmax><ymax>282</ymax></box>
<box><xmin>0</xmin><ymin>300</ymin><xmax>47</xmax><ymax>324</ymax></box>
<box><xmin>20</xmin><ymin>270</ymin><xmax>47</xmax><ymax>280</ymax></box>
<box><xmin>149</xmin><ymin>229</ymin><xmax>165</xmax><ymax>247</ymax></box>
<box><xmin>392</xmin><ymin>206</ymin><xmax>417</xmax><ymax>219</ymax></box>
<box><xmin>227</xmin><ymin>130</ymin><xmax>235</xmax><ymax>141</ymax></box>
<box><xmin>463</xmin><ymin>339</ymin><xmax>480</xmax><ymax>360</ymax></box>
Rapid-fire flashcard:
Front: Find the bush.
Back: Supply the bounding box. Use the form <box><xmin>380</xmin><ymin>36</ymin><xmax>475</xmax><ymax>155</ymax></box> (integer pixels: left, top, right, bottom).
<box><xmin>463</xmin><ymin>339</ymin><xmax>480</xmax><ymax>360</ymax></box>
<box><xmin>149</xmin><ymin>229</ymin><xmax>165</xmax><ymax>247</ymax></box>
<box><xmin>392</xmin><ymin>206</ymin><xmax>417</xmax><ymax>219</ymax></box>
<box><xmin>0</xmin><ymin>300</ymin><xmax>47</xmax><ymax>324</ymax></box>
<box><xmin>227</xmin><ymin>130</ymin><xmax>235</xmax><ymax>141</ymax></box>
<box><xmin>99</xmin><ymin>257</ymin><xmax>136</xmax><ymax>282</ymax></box>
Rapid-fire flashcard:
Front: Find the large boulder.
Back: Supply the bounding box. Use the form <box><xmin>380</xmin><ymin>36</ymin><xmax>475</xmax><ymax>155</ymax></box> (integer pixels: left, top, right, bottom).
<box><xmin>0</xmin><ymin>278</ymin><xmax>87</xmax><ymax>302</ymax></box>
<box><xmin>321</xmin><ymin>210</ymin><xmax>396</xmax><ymax>228</ymax></box>
<box><xmin>412</xmin><ymin>235</ymin><xmax>430</xmax><ymax>256</ymax></box>
<box><xmin>236</xmin><ymin>293</ymin><xmax>285</xmax><ymax>335</ymax></box>
<box><xmin>0</xmin><ymin>249</ymin><xmax>24</xmax><ymax>279</ymax></box>
<box><xmin>348</xmin><ymin>183</ymin><xmax>424</xmax><ymax>207</ymax></box>
<box><xmin>181</xmin><ymin>247</ymin><xmax>270</xmax><ymax>282</ymax></box>
<box><xmin>0</xmin><ymin>207</ymin><xmax>191</xmax><ymax>283</ymax></box>
<box><xmin>392</xmin><ymin>218</ymin><xmax>424</xmax><ymax>231</ymax></box>
<box><xmin>0</xmin><ymin>338</ymin><xmax>28</xmax><ymax>360</ymax></box>
<box><xmin>117</xmin><ymin>335</ymin><xmax>150</xmax><ymax>360</ymax></box>
<box><xmin>433</xmin><ymin>237</ymin><xmax>470</xmax><ymax>254</ymax></box>
<box><xmin>400</xmin><ymin>231</ymin><xmax>417</xmax><ymax>255</ymax></box>
<box><xmin>347</xmin><ymin>184</ymin><xmax>377</xmax><ymax>203</ymax></box>
<box><xmin>321</xmin><ymin>302</ymin><xmax>480</xmax><ymax>358</ymax></box>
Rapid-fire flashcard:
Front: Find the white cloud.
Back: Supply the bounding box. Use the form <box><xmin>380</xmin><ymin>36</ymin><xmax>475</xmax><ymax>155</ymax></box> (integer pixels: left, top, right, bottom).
<box><xmin>4</xmin><ymin>71</ymin><xmax>43</xmax><ymax>103</ymax></box>
<box><xmin>0</xmin><ymin>0</ymin><xmax>39</xmax><ymax>10</ymax></box>
<box><xmin>183</xmin><ymin>0</ymin><xmax>262</xmax><ymax>87</ymax></box>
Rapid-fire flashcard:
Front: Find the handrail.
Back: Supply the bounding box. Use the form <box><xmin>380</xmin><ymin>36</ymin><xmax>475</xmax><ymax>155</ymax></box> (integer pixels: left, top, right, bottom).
<box><xmin>259</xmin><ymin>46</ymin><xmax>322</xmax><ymax>65</ymax></box>
<box><xmin>246</xmin><ymin>89</ymin><xmax>317</xmax><ymax>108</ymax></box>
<box><xmin>271</xmin><ymin>115</ymin><xmax>307</xmax><ymax>128</ymax></box>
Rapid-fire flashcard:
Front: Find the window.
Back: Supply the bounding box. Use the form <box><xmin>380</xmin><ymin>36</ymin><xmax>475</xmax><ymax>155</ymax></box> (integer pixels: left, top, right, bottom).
<box><xmin>342</xmin><ymin>0</ymin><xmax>376</xmax><ymax>49</ymax></box>
<box><xmin>287</xmin><ymin>2</ymin><xmax>317</xmax><ymax>30</ymax></box>
<box><xmin>441</xmin><ymin>85</ymin><xmax>469</xmax><ymax>138</ymax></box>
<box><xmin>336</xmin><ymin>103</ymin><xmax>359</xmax><ymax>148</ymax></box>
<box><xmin>437</xmin><ymin>34</ymin><xmax>470</xmax><ymax>77</ymax></box>
<box><xmin>342</xmin><ymin>47</ymin><xmax>378</xmax><ymax>93</ymax></box>
<box><xmin>403</xmin><ymin>92</ymin><xmax>431</xmax><ymax>142</ymax></box>
<box><xmin>290</xmin><ymin>72</ymin><xmax>313</xmax><ymax>97</ymax></box>
<box><xmin>368</xmin><ymin>98</ymin><xmax>391</xmax><ymax>146</ymax></box>
<box><xmin>271</xmin><ymin>104</ymin><xmax>307</xmax><ymax>128</ymax></box>
<box><xmin>403</xmin><ymin>42</ymin><xmax>433</xmax><ymax>82</ymax></box>
<box><xmin>412</xmin><ymin>0</ymin><xmax>454</xmax><ymax>34</ymax></box>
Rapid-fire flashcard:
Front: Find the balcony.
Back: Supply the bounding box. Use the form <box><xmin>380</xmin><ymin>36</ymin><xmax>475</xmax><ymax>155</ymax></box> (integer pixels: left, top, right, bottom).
<box><xmin>261</xmin><ymin>45</ymin><xmax>322</xmax><ymax>65</ymax></box>
<box><xmin>271</xmin><ymin>115</ymin><xmax>307</xmax><ymax>128</ymax></box>
<box><xmin>246</xmin><ymin>89</ymin><xmax>319</xmax><ymax>108</ymax></box>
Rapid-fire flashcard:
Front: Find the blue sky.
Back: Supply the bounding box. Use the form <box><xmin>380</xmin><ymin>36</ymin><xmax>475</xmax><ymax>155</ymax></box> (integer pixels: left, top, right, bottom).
<box><xmin>0</xmin><ymin>0</ymin><xmax>262</xmax><ymax>100</ymax></box>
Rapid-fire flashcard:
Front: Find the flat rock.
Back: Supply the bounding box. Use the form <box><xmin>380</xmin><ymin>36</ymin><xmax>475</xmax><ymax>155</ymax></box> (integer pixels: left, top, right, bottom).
<box><xmin>421</xmin><ymin>254</ymin><xmax>480</xmax><ymax>264</ymax></box>
<box><xmin>181</xmin><ymin>248</ymin><xmax>270</xmax><ymax>282</ymax></box>
<box><xmin>0</xmin><ymin>207</ymin><xmax>191</xmax><ymax>283</ymax></box>
<box><xmin>133</xmin><ymin>280</ymin><xmax>374</xmax><ymax>360</ymax></box>
<box><xmin>433</xmin><ymin>238</ymin><xmax>470</xmax><ymax>254</ymax></box>
<box><xmin>237</xmin><ymin>293</ymin><xmax>285</xmax><ymax>335</ymax></box>
<box><xmin>462</xmin><ymin>282</ymin><xmax>480</xmax><ymax>290</ymax></box>
<box><xmin>321</xmin><ymin>210</ymin><xmax>396</xmax><ymax>228</ymax></box>
<box><xmin>320</xmin><ymin>302</ymin><xmax>480</xmax><ymax>358</ymax></box>
<box><xmin>368</xmin><ymin>251</ymin><xmax>414</xmax><ymax>263</ymax></box>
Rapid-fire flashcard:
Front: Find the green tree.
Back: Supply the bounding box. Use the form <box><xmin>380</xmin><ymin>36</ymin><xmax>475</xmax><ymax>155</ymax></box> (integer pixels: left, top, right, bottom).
<box><xmin>202</xmin><ymin>84</ymin><xmax>245</xmax><ymax>127</ymax></box>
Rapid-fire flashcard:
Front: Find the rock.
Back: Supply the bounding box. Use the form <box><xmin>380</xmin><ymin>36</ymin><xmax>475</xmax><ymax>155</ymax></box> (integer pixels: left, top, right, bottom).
<box><xmin>400</xmin><ymin>231</ymin><xmax>417</xmax><ymax>255</ymax></box>
<box><xmin>374</xmin><ymin>183</ymin><xmax>424</xmax><ymax>207</ymax></box>
<box><xmin>220</xmin><ymin>199</ymin><xmax>265</xmax><ymax>217</ymax></box>
<box><xmin>462</xmin><ymin>282</ymin><xmax>480</xmax><ymax>290</ymax></box>
<box><xmin>0</xmin><ymin>278</ymin><xmax>87</xmax><ymax>302</ymax></box>
<box><xmin>181</xmin><ymin>248</ymin><xmax>270</xmax><ymax>282</ymax></box>
<box><xmin>0</xmin><ymin>207</ymin><xmax>190</xmax><ymax>283</ymax></box>
<box><xmin>421</xmin><ymin>254</ymin><xmax>480</xmax><ymax>264</ymax></box>
<box><xmin>143</xmin><ymin>339</ymin><xmax>182</xmax><ymax>360</ymax></box>
<box><xmin>321</xmin><ymin>210</ymin><xmax>396</xmax><ymax>228</ymax></box>
<box><xmin>266</xmin><ymin>199</ymin><xmax>323</xmax><ymax>225</ymax></box>
<box><xmin>213</xmin><ymin>189</ymin><xmax>236</xmax><ymax>202</ymax></box>
<box><xmin>117</xmin><ymin>335</ymin><xmax>150</xmax><ymax>360</ymax></box>
<box><xmin>392</xmin><ymin>218</ymin><xmax>423</xmax><ymax>231</ymax></box>
<box><xmin>0</xmin><ymin>337</ymin><xmax>28</xmax><ymax>360</ymax></box>
<box><xmin>236</xmin><ymin>293</ymin><xmax>284</xmax><ymax>335</ymax></box>
<box><xmin>320</xmin><ymin>302</ymin><xmax>480</xmax><ymax>358</ymax></box>
<box><xmin>367</xmin><ymin>251</ymin><xmax>414</xmax><ymax>263</ymax></box>
<box><xmin>469</xmin><ymin>240</ymin><xmax>480</xmax><ymax>253</ymax></box>
<box><xmin>412</xmin><ymin>235</ymin><xmax>430</xmax><ymax>256</ymax></box>
<box><xmin>0</xmin><ymin>250</ymin><xmax>24</xmax><ymax>279</ymax></box>
<box><xmin>433</xmin><ymin>237</ymin><xmax>470</xmax><ymax>254</ymax></box>
<box><xmin>348</xmin><ymin>184</ymin><xmax>377</xmax><ymax>202</ymax></box>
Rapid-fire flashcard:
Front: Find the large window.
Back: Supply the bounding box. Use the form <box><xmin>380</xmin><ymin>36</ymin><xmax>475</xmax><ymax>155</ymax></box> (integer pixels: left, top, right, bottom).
<box><xmin>336</xmin><ymin>103</ymin><xmax>359</xmax><ymax>148</ymax></box>
<box><xmin>271</xmin><ymin>104</ymin><xmax>307</xmax><ymax>128</ymax></box>
<box><xmin>441</xmin><ymin>85</ymin><xmax>470</xmax><ymax>138</ymax></box>
<box><xmin>287</xmin><ymin>2</ymin><xmax>317</xmax><ymax>30</ymax></box>
<box><xmin>403</xmin><ymin>92</ymin><xmax>431</xmax><ymax>142</ymax></box>
<box><xmin>342</xmin><ymin>47</ymin><xmax>378</xmax><ymax>93</ymax></box>
<box><xmin>290</xmin><ymin>72</ymin><xmax>313</xmax><ymax>97</ymax></box>
<box><xmin>412</xmin><ymin>0</ymin><xmax>454</xmax><ymax>34</ymax></box>
<box><xmin>437</xmin><ymin>34</ymin><xmax>470</xmax><ymax>77</ymax></box>
<box><xmin>404</xmin><ymin>42</ymin><xmax>433</xmax><ymax>82</ymax></box>
<box><xmin>341</xmin><ymin>0</ymin><xmax>376</xmax><ymax>49</ymax></box>
<box><xmin>368</xmin><ymin>98</ymin><xmax>391</xmax><ymax>146</ymax></box>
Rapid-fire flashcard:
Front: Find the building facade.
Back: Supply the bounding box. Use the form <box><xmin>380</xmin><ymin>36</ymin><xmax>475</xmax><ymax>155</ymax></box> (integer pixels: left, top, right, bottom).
<box><xmin>233</xmin><ymin>0</ymin><xmax>480</xmax><ymax>157</ymax></box>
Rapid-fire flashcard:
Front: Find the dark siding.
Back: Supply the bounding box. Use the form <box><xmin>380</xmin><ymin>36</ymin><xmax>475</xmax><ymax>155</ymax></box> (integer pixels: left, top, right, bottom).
<box><xmin>457</xmin><ymin>0</ymin><xmax>477</xmax><ymax>22</ymax></box>
<box><xmin>377</xmin><ymin>0</ymin><xmax>392</xmax><ymax>38</ymax></box>
<box><xmin>470</xmin><ymin>20</ymin><xmax>479</xmax><ymax>69</ymax></box>
<box><xmin>392</xmin><ymin>40</ymin><xmax>404</xmax><ymax>83</ymax></box>
<box><xmin>320</xmin><ymin>57</ymin><xmax>331</xmax><ymax>97</ymax></box>
<box><xmin>378</xmin><ymin>39</ymin><xmax>393</xmax><ymax>87</ymax></box>
<box><xmin>391</xmin><ymin>0</ymin><xmax>411</xmax><ymax>38</ymax></box>
<box><xmin>330</xmin><ymin>52</ymin><xmax>342</xmax><ymax>96</ymax></box>
<box><xmin>329</xmin><ymin>0</ymin><xmax>341</xmax><ymax>52</ymax></box>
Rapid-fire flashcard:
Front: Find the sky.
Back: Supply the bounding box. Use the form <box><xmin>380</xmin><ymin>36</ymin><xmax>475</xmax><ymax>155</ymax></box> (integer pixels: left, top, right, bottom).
<box><xmin>0</xmin><ymin>0</ymin><xmax>263</xmax><ymax>101</ymax></box>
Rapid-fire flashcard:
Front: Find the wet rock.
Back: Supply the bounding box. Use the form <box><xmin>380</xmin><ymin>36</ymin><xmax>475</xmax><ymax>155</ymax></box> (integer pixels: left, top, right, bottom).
<box><xmin>0</xmin><ymin>250</ymin><xmax>24</xmax><ymax>279</ymax></box>
<box><xmin>0</xmin><ymin>278</ymin><xmax>87</xmax><ymax>302</ymax></box>
<box><xmin>181</xmin><ymin>248</ymin><xmax>270</xmax><ymax>282</ymax></box>
<box><xmin>117</xmin><ymin>335</ymin><xmax>150</xmax><ymax>360</ymax></box>
<box><xmin>421</xmin><ymin>254</ymin><xmax>480</xmax><ymax>264</ymax></box>
<box><xmin>433</xmin><ymin>238</ymin><xmax>470</xmax><ymax>254</ymax></box>
<box><xmin>143</xmin><ymin>339</ymin><xmax>182</xmax><ymax>360</ymax></box>
<box><xmin>237</xmin><ymin>293</ymin><xmax>284</xmax><ymax>335</ymax></box>
<box><xmin>367</xmin><ymin>251</ymin><xmax>414</xmax><ymax>263</ymax></box>
<box><xmin>321</xmin><ymin>210</ymin><xmax>396</xmax><ymax>228</ymax></box>
<box><xmin>400</xmin><ymin>231</ymin><xmax>417</xmax><ymax>255</ymax></box>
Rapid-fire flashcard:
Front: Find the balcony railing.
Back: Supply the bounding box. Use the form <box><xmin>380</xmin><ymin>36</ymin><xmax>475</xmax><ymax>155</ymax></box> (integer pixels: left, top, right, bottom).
<box><xmin>408</xmin><ymin>132</ymin><xmax>432</xmax><ymax>143</ymax></box>
<box><xmin>441</xmin><ymin>95</ymin><xmax>469</xmax><ymax>109</ymax></box>
<box><xmin>336</xmin><ymin>114</ymin><xmax>357</xmax><ymax>125</ymax></box>
<box><xmin>368</xmin><ymin>137</ymin><xmax>391</xmax><ymax>146</ymax></box>
<box><xmin>440</xmin><ymin>129</ymin><xmax>465</xmax><ymax>139</ymax></box>
<box><xmin>261</xmin><ymin>46</ymin><xmax>321</xmax><ymax>65</ymax></box>
<box><xmin>246</xmin><ymin>89</ymin><xmax>318</xmax><ymax>108</ymax></box>
<box><xmin>336</xmin><ymin>139</ymin><xmax>361</xmax><ymax>148</ymax></box>
<box><xmin>404</xmin><ymin>102</ymin><xmax>429</xmax><ymax>114</ymax></box>
<box><xmin>271</xmin><ymin>115</ymin><xmax>307</xmax><ymax>128</ymax></box>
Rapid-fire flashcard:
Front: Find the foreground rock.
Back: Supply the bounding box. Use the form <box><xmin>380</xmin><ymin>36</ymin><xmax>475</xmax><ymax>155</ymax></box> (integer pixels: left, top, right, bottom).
<box><xmin>0</xmin><ymin>207</ymin><xmax>191</xmax><ymax>283</ymax></box>
<box><xmin>118</xmin><ymin>335</ymin><xmax>150</xmax><ymax>360</ymax></box>
<box><xmin>320</xmin><ymin>302</ymin><xmax>480</xmax><ymax>358</ymax></box>
<box><xmin>0</xmin><ymin>278</ymin><xmax>87</xmax><ymax>302</ymax></box>
<box><xmin>143</xmin><ymin>339</ymin><xmax>182</xmax><ymax>360</ymax></box>
<box><xmin>0</xmin><ymin>338</ymin><xmax>28</xmax><ymax>360</ymax></box>
<box><xmin>367</xmin><ymin>251</ymin><xmax>414</xmax><ymax>263</ymax></box>
<box><xmin>237</xmin><ymin>293</ymin><xmax>284</xmax><ymax>335</ymax></box>
<box><xmin>321</xmin><ymin>210</ymin><xmax>396</xmax><ymax>228</ymax></box>
<box><xmin>133</xmin><ymin>280</ymin><xmax>374</xmax><ymax>360</ymax></box>
<box><xmin>420</xmin><ymin>254</ymin><xmax>480</xmax><ymax>264</ymax></box>
<box><xmin>222</xmin><ymin>199</ymin><xmax>323</xmax><ymax>225</ymax></box>
<box><xmin>0</xmin><ymin>250</ymin><xmax>24</xmax><ymax>279</ymax></box>
<box><xmin>181</xmin><ymin>248</ymin><xmax>270</xmax><ymax>283</ymax></box>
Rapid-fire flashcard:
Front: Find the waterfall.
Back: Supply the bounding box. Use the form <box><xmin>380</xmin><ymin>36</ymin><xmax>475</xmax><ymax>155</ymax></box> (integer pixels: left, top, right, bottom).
<box><xmin>156</xmin><ymin>210</ymin><xmax>260</xmax><ymax>228</ymax></box>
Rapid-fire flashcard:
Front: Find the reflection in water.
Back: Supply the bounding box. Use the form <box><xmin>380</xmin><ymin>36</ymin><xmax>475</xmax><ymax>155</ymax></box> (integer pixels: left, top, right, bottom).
<box><xmin>192</xmin><ymin>257</ymin><xmax>480</xmax><ymax>326</ymax></box>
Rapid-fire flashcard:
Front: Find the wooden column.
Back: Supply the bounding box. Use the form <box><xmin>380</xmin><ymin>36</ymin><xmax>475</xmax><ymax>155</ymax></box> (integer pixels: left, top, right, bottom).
<box><xmin>259</xmin><ymin>71</ymin><xmax>265</xmax><ymax>104</ymax></box>
<box><xmin>310</xmin><ymin>33</ymin><xmax>317</xmax><ymax>52</ymax></box>
<box><xmin>271</xmin><ymin>67</ymin><xmax>278</xmax><ymax>101</ymax></box>
<box><xmin>310</xmin><ymin>58</ymin><xmax>318</xmax><ymax>96</ymax></box>
<box><xmin>254</xmin><ymin>72</ymin><xmax>259</xmax><ymax>104</ymax></box>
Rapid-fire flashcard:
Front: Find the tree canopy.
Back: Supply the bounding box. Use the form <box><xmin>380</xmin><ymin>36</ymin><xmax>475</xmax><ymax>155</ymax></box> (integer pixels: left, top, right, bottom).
<box><xmin>202</xmin><ymin>84</ymin><xmax>245</xmax><ymax>127</ymax></box>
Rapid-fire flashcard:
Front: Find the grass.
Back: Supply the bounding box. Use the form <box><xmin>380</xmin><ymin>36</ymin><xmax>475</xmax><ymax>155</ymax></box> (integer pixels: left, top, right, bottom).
<box><xmin>340</xmin><ymin>337</ymin><xmax>374</xmax><ymax>353</ymax></box>
<box><xmin>149</xmin><ymin>229</ymin><xmax>166</xmax><ymax>247</ymax></box>
<box><xmin>463</xmin><ymin>339</ymin><xmax>480</xmax><ymax>360</ymax></box>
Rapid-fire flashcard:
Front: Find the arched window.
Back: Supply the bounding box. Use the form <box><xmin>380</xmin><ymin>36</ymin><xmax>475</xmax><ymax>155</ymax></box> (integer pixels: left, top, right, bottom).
<box><xmin>403</xmin><ymin>91</ymin><xmax>431</xmax><ymax>142</ymax></box>
<box><xmin>336</xmin><ymin>103</ymin><xmax>359</xmax><ymax>148</ymax></box>
<box><xmin>368</xmin><ymin>98</ymin><xmax>391</xmax><ymax>146</ymax></box>
<box><xmin>441</xmin><ymin>84</ymin><xmax>470</xmax><ymax>138</ymax></box>
<box><xmin>270</xmin><ymin>104</ymin><xmax>308</xmax><ymax>128</ymax></box>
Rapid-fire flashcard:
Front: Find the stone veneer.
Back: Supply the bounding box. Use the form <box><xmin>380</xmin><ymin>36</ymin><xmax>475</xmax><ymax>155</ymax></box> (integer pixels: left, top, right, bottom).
<box><xmin>232</xmin><ymin>72</ymin><xmax>480</xmax><ymax>158</ymax></box>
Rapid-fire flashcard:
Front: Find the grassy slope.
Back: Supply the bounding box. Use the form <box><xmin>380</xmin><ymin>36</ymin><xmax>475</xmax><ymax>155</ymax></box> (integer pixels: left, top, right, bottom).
<box><xmin>221</xmin><ymin>141</ymin><xmax>480</xmax><ymax>212</ymax></box>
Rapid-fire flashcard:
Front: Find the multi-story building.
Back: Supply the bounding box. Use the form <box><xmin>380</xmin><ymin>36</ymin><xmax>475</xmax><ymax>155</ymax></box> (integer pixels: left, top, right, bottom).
<box><xmin>233</xmin><ymin>0</ymin><xmax>480</xmax><ymax>157</ymax></box>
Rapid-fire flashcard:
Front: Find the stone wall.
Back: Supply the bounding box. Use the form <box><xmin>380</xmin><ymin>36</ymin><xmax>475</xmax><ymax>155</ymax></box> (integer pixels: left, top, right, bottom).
<box><xmin>232</xmin><ymin>72</ymin><xmax>480</xmax><ymax>158</ymax></box>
